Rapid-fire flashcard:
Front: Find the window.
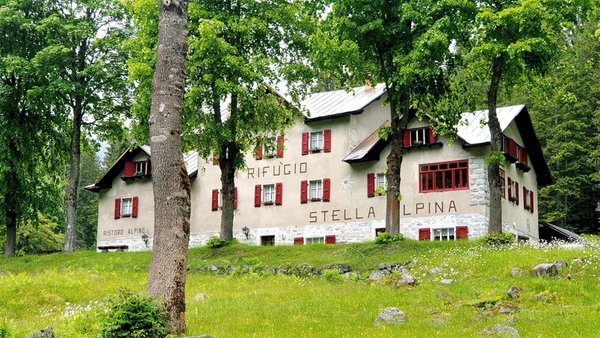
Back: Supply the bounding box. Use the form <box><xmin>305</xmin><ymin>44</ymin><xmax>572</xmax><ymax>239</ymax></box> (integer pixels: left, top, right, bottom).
<box><xmin>114</xmin><ymin>197</ymin><xmax>138</xmax><ymax>219</ymax></box>
<box><xmin>305</xmin><ymin>237</ymin><xmax>324</xmax><ymax>244</ymax></box>
<box><xmin>261</xmin><ymin>235</ymin><xmax>275</xmax><ymax>246</ymax></box>
<box><xmin>135</xmin><ymin>161</ymin><xmax>150</xmax><ymax>176</ymax></box>
<box><xmin>376</xmin><ymin>173</ymin><xmax>386</xmax><ymax>192</ymax></box>
<box><xmin>367</xmin><ymin>173</ymin><xmax>386</xmax><ymax>197</ymax></box>
<box><xmin>301</xmin><ymin>179</ymin><xmax>330</xmax><ymax>203</ymax></box>
<box><xmin>263</xmin><ymin>184</ymin><xmax>275</xmax><ymax>204</ymax></box>
<box><xmin>310</xmin><ymin>131</ymin><xmax>323</xmax><ymax>151</ymax></box>
<box><xmin>507</xmin><ymin>177</ymin><xmax>519</xmax><ymax>204</ymax></box>
<box><xmin>264</xmin><ymin>137</ymin><xmax>277</xmax><ymax>158</ymax></box>
<box><xmin>211</xmin><ymin>188</ymin><xmax>238</xmax><ymax>211</ymax></box>
<box><xmin>309</xmin><ymin>180</ymin><xmax>322</xmax><ymax>200</ymax></box>
<box><xmin>419</xmin><ymin>160</ymin><xmax>469</xmax><ymax>192</ymax></box>
<box><xmin>523</xmin><ymin>186</ymin><xmax>534</xmax><ymax>213</ymax></box>
<box><xmin>433</xmin><ymin>228</ymin><xmax>455</xmax><ymax>241</ymax></box>
<box><xmin>502</xmin><ymin>135</ymin><xmax>518</xmax><ymax>162</ymax></box>
<box><xmin>403</xmin><ymin>127</ymin><xmax>434</xmax><ymax>147</ymax></box>
<box><xmin>254</xmin><ymin>183</ymin><xmax>282</xmax><ymax>207</ymax></box>
<box><xmin>500</xmin><ymin>168</ymin><xmax>506</xmax><ymax>199</ymax></box>
<box><xmin>302</xmin><ymin>130</ymin><xmax>331</xmax><ymax>154</ymax></box>
<box><xmin>121</xmin><ymin>198</ymin><xmax>132</xmax><ymax>216</ymax></box>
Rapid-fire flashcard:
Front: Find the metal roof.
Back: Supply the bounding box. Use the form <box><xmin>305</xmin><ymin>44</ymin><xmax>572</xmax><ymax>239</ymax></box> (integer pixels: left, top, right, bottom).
<box><xmin>457</xmin><ymin>104</ymin><xmax>526</xmax><ymax>145</ymax></box>
<box><xmin>343</xmin><ymin>121</ymin><xmax>390</xmax><ymax>163</ymax></box>
<box><xmin>302</xmin><ymin>84</ymin><xmax>386</xmax><ymax>121</ymax></box>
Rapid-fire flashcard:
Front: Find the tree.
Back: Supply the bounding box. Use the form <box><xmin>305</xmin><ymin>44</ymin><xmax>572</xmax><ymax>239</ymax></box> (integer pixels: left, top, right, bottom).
<box><xmin>39</xmin><ymin>0</ymin><xmax>131</xmax><ymax>252</ymax></box>
<box><xmin>320</xmin><ymin>0</ymin><xmax>474</xmax><ymax>234</ymax></box>
<box><xmin>465</xmin><ymin>0</ymin><xmax>591</xmax><ymax>233</ymax></box>
<box><xmin>77</xmin><ymin>151</ymin><xmax>105</xmax><ymax>249</ymax></box>
<box><xmin>145</xmin><ymin>0</ymin><xmax>191</xmax><ymax>334</ymax></box>
<box><xmin>184</xmin><ymin>0</ymin><xmax>313</xmax><ymax>240</ymax></box>
<box><xmin>0</xmin><ymin>0</ymin><xmax>68</xmax><ymax>257</ymax></box>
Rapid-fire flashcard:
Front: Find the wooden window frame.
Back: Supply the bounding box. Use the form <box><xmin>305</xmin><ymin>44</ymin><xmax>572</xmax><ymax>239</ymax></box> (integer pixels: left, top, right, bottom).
<box><xmin>419</xmin><ymin>160</ymin><xmax>469</xmax><ymax>193</ymax></box>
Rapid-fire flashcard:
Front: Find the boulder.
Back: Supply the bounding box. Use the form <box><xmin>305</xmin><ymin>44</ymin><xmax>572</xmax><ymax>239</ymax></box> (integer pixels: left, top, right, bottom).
<box><xmin>26</xmin><ymin>327</ymin><xmax>54</xmax><ymax>338</ymax></box>
<box><xmin>209</xmin><ymin>264</ymin><xmax>219</xmax><ymax>272</ymax></box>
<box><xmin>531</xmin><ymin>263</ymin><xmax>558</xmax><ymax>277</ymax></box>
<box><xmin>395</xmin><ymin>273</ymin><xmax>416</xmax><ymax>286</ymax></box>
<box><xmin>440</xmin><ymin>279</ymin><xmax>453</xmax><ymax>285</ymax></box>
<box><xmin>507</xmin><ymin>286</ymin><xmax>520</xmax><ymax>299</ymax></box>
<box><xmin>509</xmin><ymin>268</ymin><xmax>525</xmax><ymax>277</ymax></box>
<box><xmin>368</xmin><ymin>270</ymin><xmax>390</xmax><ymax>282</ymax></box>
<box><xmin>373</xmin><ymin>307</ymin><xmax>406</xmax><ymax>326</ymax></box>
<box><xmin>481</xmin><ymin>323</ymin><xmax>520</xmax><ymax>337</ymax></box>
<box><xmin>553</xmin><ymin>260</ymin><xmax>567</xmax><ymax>269</ymax></box>
<box><xmin>572</xmin><ymin>257</ymin><xmax>584</xmax><ymax>264</ymax></box>
<box><xmin>429</xmin><ymin>267</ymin><xmax>443</xmax><ymax>275</ymax></box>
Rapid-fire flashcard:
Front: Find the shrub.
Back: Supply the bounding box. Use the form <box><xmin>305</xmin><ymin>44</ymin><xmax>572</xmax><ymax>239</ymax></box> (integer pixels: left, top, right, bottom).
<box><xmin>374</xmin><ymin>232</ymin><xmax>405</xmax><ymax>244</ymax></box>
<box><xmin>16</xmin><ymin>214</ymin><xmax>64</xmax><ymax>255</ymax></box>
<box><xmin>0</xmin><ymin>320</ymin><xmax>10</xmax><ymax>338</ymax></box>
<box><xmin>99</xmin><ymin>290</ymin><xmax>167</xmax><ymax>338</ymax></box>
<box><xmin>482</xmin><ymin>232</ymin><xmax>514</xmax><ymax>246</ymax></box>
<box><xmin>205</xmin><ymin>236</ymin><xmax>229</xmax><ymax>249</ymax></box>
<box><xmin>322</xmin><ymin>269</ymin><xmax>344</xmax><ymax>283</ymax></box>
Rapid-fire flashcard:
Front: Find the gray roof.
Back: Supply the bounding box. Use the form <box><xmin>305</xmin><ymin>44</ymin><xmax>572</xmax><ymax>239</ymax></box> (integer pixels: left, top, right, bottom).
<box><xmin>302</xmin><ymin>84</ymin><xmax>386</xmax><ymax>121</ymax></box>
<box><xmin>457</xmin><ymin>104</ymin><xmax>525</xmax><ymax>145</ymax></box>
<box><xmin>130</xmin><ymin>145</ymin><xmax>197</xmax><ymax>176</ymax></box>
<box><xmin>343</xmin><ymin>121</ymin><xmax>390</xmax><ymax>163</ymax></box>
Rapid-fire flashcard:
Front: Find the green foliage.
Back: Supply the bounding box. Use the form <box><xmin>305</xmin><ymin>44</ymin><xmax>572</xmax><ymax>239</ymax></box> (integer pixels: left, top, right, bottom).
<box><xmin>0</xmin><ymin>319</ymin><xmax>10</xmax><ymax>338</ymax></box>
<box><xmin>374</xmin><ymin>232</ymin><xmax>405</xmax><ymax>245</ymax></box>
<box><xmin>322</xmin><ymin>269</ymin><xmax>344</xmax><ymax>283</ymax></box>
<box><xmin>205</xmin><ymin>236</ymin><xmax>229</xmax><ymax>249</ymax></box>
<box><xmin>99</xmin><ymin>290</ymin><xmax>167</xmax><ymax>338</ymax></box>
<box><xmin>485</xmin><ymin>151</ymin><xmax>506</xmax><ymax>167</ymax></box>
<box><xmin>481</xmin><ymin>233</ymin><xmax>514</xmax><ymax>246</ymax></box>
<box><xmin>15</xmin><ymin>214</ymin><xmax>63</xmax><ymax>255</ymax></box>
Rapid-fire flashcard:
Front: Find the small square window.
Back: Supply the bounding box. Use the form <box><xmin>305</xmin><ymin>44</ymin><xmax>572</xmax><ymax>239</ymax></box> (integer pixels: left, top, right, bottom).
<box><xmin>263</xmin><ymin>184</ymin><xmax>275</xmax><ymax>204</ymax></box>
<box><xmin>305</xmin><ymin>237</ymin><xmax>324</xmax><ymax>244</ymax></box>
<box><xmin>309</xmin><ymin>180</ymin><xmax>322</xmax><ymax>200</ymax></box>
<box><xmin>310</xmin><ymin>131</ymin><xmax>323</xmax><ymax>152</ymax></box>
<box><xmin>261</xmin><ymin>235</ymin><xmax>275</xmax><ymax>246</ymax></box>
<box><xmin>433</xmin><ymin>228</ymin><xmax>455</xmax><ymax>241</ymax></box>
<box><xmin>121</xmin><ymin>198</ymin><xmax>132</xmax><ymax>216</ymax></box>
<box><xmin>135</xmin><ymin>161</ymin><xmax>149</xmax><ymax>175</ymax></box>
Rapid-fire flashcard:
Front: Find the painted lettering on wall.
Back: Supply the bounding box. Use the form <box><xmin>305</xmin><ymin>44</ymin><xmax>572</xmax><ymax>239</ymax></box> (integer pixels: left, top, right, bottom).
<box><xmin>402</xmin><ymin>200</ymin><xmax>457</xmax><ymax>215</ymax></box>
<box><xmin>247</xmin><ymin>162</ymin><xmax>307</xmax><ymax>179</ymax></box>
<box><xmin>102</xmin><ymin>227</ymin><xmax>146</xmax><ymax>237</ymax></box>
<box><xmin>309</xmin><ymin>207</ymin><xmax>376</xmax><ymax>223</ymax></box>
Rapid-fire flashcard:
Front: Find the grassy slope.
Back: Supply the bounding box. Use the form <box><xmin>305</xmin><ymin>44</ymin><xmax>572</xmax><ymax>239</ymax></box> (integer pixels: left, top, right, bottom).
<box><xmin>0</xmin><ymin>238</ymin><xmax>599</xmax><ymax>337</ymax></box>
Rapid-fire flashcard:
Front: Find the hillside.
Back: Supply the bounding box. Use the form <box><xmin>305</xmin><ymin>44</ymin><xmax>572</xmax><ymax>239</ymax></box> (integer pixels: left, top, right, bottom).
<box><xmin>0</xmin><ymin>238</ymin><xmax>599</xmax><ymax>337</ymax></box>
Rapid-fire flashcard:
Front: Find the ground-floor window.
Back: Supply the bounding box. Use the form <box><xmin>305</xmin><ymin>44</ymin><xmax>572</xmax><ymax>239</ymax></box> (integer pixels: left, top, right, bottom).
<box><xmin>433</xmin><ymin>227</ymin><xmax>455</xmax><ymax>241</ymax></box>
<box><xmin>261</xmin><ymin>235</ymin><xmax>275</xmax><ymax>246</ymax></box>
<box><xmin>305</xmin><ymin>237</ymin><xmax>324</xmax><ymax>244</ymax></box>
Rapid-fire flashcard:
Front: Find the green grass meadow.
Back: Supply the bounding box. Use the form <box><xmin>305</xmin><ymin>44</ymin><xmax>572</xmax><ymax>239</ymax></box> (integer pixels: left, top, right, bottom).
<box><xmin>1</xmin><ymin>238</ymin><xmax>599</xmax><ymax>337</ymax></box>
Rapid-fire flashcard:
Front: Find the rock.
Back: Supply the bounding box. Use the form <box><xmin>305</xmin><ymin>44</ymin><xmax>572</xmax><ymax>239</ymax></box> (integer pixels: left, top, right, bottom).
<box><xmin>368</xmin><ymin>270</ymin><xmax>391</xmax><ymax>282</ymax></box>
<box><xmin>572</xmin><ymin>257</ymin><xmax>584</xmax><ymax>264</ymax></box>
<box><xmin>535</xmin><ymin>292</ymin><xmax>550</xmax><ymax>301</ymax></box>
<box><xmin>553</xmin><ymin>260</ymin><xmax>567</xmax><ymax>269</ymax></box>
<box><xmin>429</xmin><ymin>267</ymin><xmax>443</xmax><ymax>275</ymax></box>
<box><xmin>507</xmin><ymin>286</ymin><xmax>520</xmax><ymax>299</ymax></box>
<box><xmin>431</xmin><ymin>318</ymin><xmax>446</xmax><ymax>326</ymax></box>
<box><xmin>440</xmin><ymin>279</ymin><xmax>453</xmax><ymax>285</ymax></box>
<box><xmin>497</xmin><ymin>304</ymin><xmax>516</xmax><ymax>314</ymax></box>
<box><xmin>491</xmin><ymin>276</ymin><xmax>499</xmax><ymax>282</ymax></box>
<box><xmin>377</xmin><ymin>263</ymin><xmax>388</xmax><ymax>270</ymax></box>
<box><xmin>26</xmin><ymin>327</ymin><xmax>54</xmax><ymax>338</ymax></box>
<box><xmin>374</xmin><ymin>307</ymin><xmax>406</xmax><ymax>326</ymax></box>
<box><xmin>531</xmin><ymin>263</ymin><xmax>558</xmax><ymax>277</ymax></box>
<box><xmin>481</xmin><ymin>323</ymin><xmax>520</xmax><ymax>337</ymax></box>
<box><xmin>510</xmin><ymin>268</ymin><xmax>524</xmax><ymax>277</ymax></box>
<box><xmin>194</xmin><ymin>293</ymin><xmax>208</xmax><ymax>301</ymax></box>
<box><xmin>209</xmin><ymin>264</ymin><xmax>219</xmax><ymax>272</ymax></box>
<box><xmin>395</xmin><ymin>273</ymin><xmax>416</xmax><ymax>286</ymax></box>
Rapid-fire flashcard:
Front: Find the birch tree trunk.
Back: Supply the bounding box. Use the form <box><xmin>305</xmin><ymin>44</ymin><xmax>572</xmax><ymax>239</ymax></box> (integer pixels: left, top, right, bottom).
<box><xmin>146</xmin><ymin>0</ymin><xmax>191</xmax><ymax>334</ymax></box>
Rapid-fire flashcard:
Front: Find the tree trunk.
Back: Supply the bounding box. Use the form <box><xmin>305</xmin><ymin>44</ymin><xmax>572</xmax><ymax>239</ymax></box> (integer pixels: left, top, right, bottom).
<box><xmin>146</xmin><ymin>0</ymin><xmax>191</xmax><ymax>334</ymax></box>
<box><xmin>487</xmin><ymin>56</ymin><xmax>504</xmax><ymax>234</ymax></box>
<box><xmin>63</xmin><ymin>104</ymin><xmax>82</xmax><ymax>252</ymax></box>
<box><xmin>219</xmin><ymin>141</ymin><xmax>238</xmax><ymax>241</ymax></box>
<box><xmin>4</xmin><ymin>196</ymin><xmax>17</xmax><ymax>257</ymax></box>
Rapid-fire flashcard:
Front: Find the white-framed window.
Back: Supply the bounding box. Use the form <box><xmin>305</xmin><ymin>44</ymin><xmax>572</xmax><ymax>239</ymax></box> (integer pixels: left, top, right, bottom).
<box><xmin>263</xmin><ymin>184</ymin><xmax>275</xmax><ymax>204</ymax></box>
<box><xmin>376</xmin><ymin>173</ymin><xmax>387</xmax><ymax>193</ymax></box>
<box><xmin>305</xmin><ymin>237</ymin><xmax>324</xmax><ymax>244</ymax></box>
<box><xmin>433</xmin><ymin>228</ymin><xmax>455</xmax><ymax>241</ymax></box>
<box><xmin>309</xmin><ymin>180</ymin><xmax>323</xmax><ymax>200</ymax></box>
<box><xmin>264</xmin><ymin>137</ymin><xmax>277</xmax><ymax>158</ymax></box>
<box><xmin>121</xmin><ymin>197</ymin><xmax>133</xmax><ymax>216</ymax></box>
<box><xmin>135</xmin><ymin>161</ymin><xmax>149</xmax><ymax>175</ymax></box>
<box><xmin>410</xmin><ymin>128</ymin><xmax>431</xmax><ymax>146</ymax></box>
<box><xmin>310</xmin><ymin>131</ymin><xmax>323</xmax><ymax>151</ymax></box>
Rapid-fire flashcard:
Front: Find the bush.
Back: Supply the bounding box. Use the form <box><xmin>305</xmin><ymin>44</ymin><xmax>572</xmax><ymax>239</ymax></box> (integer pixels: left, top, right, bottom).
<box><xmin>374</xmin><ymin>232</ymin><xmax>405</xmax><ymax>244</ymax></box>
<box><xmin>99</xmin><ymin>290</ymin><xmax>167</xmax><ymax>338</ymax></box>
<box><xmin>0</xmin><ymin>320</ymin><xmax>10</xmax><ymax>338</ymax></box>
<box><xmin>205</xmin><ymin>236</ymin><xmax>229</xmax><ymax>249</ymax></box>
<box><xmin>16</xmin><ymin>214</ymin><xmax>64</xmax><ymax>255</ymax></box>
<box><xmin>482</xmin><ymin>232</ymin><xmax>514</xmax><ymax>246</ymax></box>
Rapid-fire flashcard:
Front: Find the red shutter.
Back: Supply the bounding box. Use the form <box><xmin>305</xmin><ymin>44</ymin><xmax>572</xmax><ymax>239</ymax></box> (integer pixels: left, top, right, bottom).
<box><xmin>211</xmin><ymin>189</ymin><xmax>219</xmax><ymax>211</ymax></box>
<box><xmin>324</xmin><ymin>129</ymin><xmax>331</xmax><ymax>152</ymax></box>
<box><xmin>301</xmin><ymin>132</ymin><xmax>309</xmax><ymax>155</ymax></box>
<box><xmin>520</xmin><ymin>148</ymin><xmax>528</xmax><ymax>165</ymax></box>
<box><xmin>276</xmin><ymin>135</ymin><xmax>284</xmax><ymax>158</ymax></box>
<box><xmin>294</xmin><ymin>237</ymin><xmax>304</xmax><ymax>245</ymax></box>
<box><xmin>515</xmin><ymin>182</ymin><xmax>519</xmax><ymax>205</ymax></box>
<box><xmin>254</xmin><ymin>185</ymin><xmax>262</xmax><ymax>207</ymax></box>
<box><xmin>419</xmin><ymin>228</ymin><xmax>431</xmax><ymax>240</ymax></box>
<box><xmin>124</xmin><ymin>161</ymin><xmax>136</xmax><ymax>177</ymax></box>
<box><xmin>114</xmin><ymin>198</ymin><xmax>121</xmax><ymax>219</ymax></box>
<box><xmin>132</xmin><ymin>196</ymin><xmax>138</xmax><ymax>218</ymax></box>
<box><xmin>508</xmin><ymin>177</ymin><xmax>512</xmax><ymax>201</ymax></box>
<box><xmin>325</xmin><ymin>235</ymin><xmax>336</xmax><ymax>244</ymax></box>
<box><xmin>429</xmin><ymin>127</ymin><xmax>435</xmax><ymax>144</ymax></box>
<box><xmin>233</xmin><ymin>187</ymin><xmax>238</xmax><ymax>209</ymax></box>
<box><xmin>523</xmin><ymin>187</ymin><xmax>527</xmax><ymax>210</ymax></box>
<box><xmin>456</xmin><ymin>226</ymin><xmax>468</xmax><ymax>240</ymax></box>
<box><xmin>256</xmin><ymin>142</ymin><xmax>263</xmax><ymax>160</ymax></box>
<box><xmin>146</xmin><ymin>160</ymin><xmax>151</xmax><ymax>175</ymax></box>
<box><xmin>300</xmin><ymin>180</ymin><xmax>308</xmax><ymax>204</ymax></box>
<box><xmin>275</xmin><ymin>183</ymin><xmax>283</xmax><ymax>205</ymax></box>
<box><xmin>367</xmin><ymin>173</ymin><xmax>375</xmax><ymax>197</ymax></box>
<box><xmin>403</xmin><ymin>129</ymin><xmax>411</xmax><ymax>148</ymax></box>
<box><xmin>322</xmin><ymin>178</ymin><xmax>330</xmax><ymax>202</ymax></box>
<box><xmin>530</xmin><ymin>191</ymin><xmax>534</xmax><ymax>213</ymax></box>
<box><xmin>508</xmin><ymin>138</ymin><xmax>517</xmax><ymax>158</ymax></box>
